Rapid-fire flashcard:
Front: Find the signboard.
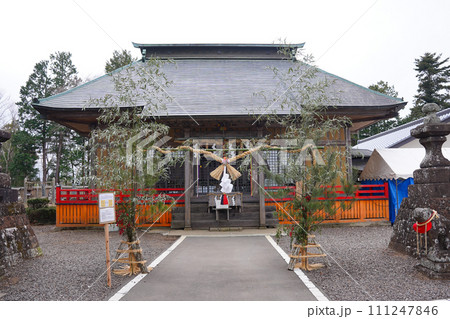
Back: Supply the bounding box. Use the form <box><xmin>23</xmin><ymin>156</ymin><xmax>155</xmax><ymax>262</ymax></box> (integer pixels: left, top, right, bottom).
<box><xmin>98</xmin><ymin>192</ymin><xmax>116</xmax><ymax>224</ymax></box>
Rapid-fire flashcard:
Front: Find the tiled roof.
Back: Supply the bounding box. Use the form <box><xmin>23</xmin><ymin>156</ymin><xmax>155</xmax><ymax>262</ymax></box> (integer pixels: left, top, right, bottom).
<box><xmin>353</xmin><ymin>108</ymin><xmax>450</xmax><ymax>151</ymax></box>
<box><xmin>34</xmin><ymin>59</ymin><xmax>405</xmax><ymax>117</ymax></box>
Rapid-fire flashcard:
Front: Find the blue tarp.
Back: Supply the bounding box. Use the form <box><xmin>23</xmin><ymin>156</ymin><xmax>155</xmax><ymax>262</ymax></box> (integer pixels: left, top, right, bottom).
<box><xmin>361</xmin><ymin>178</ymin><xmax>414</xmax><ymax>224</ymax></box>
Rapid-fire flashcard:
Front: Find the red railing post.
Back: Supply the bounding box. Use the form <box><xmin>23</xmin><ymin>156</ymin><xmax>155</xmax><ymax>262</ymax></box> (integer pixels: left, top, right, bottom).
<box><xmin>56</xmin><ymin>186</ymin><xmax>61</xmax><ymax>204</ymax></box>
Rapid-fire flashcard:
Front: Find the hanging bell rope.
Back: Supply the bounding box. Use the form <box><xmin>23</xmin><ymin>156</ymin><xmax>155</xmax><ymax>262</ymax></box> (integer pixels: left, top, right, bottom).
<box><xmin>210</xmin><ymin>157</ymin><xmax>241</xmax><ymax>181</ymax></box>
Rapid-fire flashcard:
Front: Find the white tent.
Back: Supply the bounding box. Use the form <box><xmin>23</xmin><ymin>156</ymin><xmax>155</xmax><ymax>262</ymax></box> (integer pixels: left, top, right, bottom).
<box><xmin>359</xmin><ymin>148</ymin><xmax>450</xmax><ymax>180</ymax></box>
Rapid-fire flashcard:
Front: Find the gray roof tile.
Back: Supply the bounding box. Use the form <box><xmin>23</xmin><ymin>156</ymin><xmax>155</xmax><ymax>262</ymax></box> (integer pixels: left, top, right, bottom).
<box><xmin>353</xmin><ymin>108</ymin><xmax>450</xmax><ymax>151</ymax></box>
<box><xmin>35</xmin><ymin>59</ymin><xmax>405</xmax><ymax>117</ymax></box>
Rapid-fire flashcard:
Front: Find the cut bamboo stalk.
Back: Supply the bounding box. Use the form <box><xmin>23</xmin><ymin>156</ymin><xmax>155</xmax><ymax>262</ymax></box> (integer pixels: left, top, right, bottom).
<box><xmin>290</xmin><ymin>234</ymin><xmax>330</xmax><ymax>271</ymax></box>
<box><xmin>293</xmin><ymin>254</ymin><xmax>327</xmax><ymax>258</ymax></box>
<box><xmin>293</xmin><ymin>244</ymin><xmax>321</xmax><ymax>248</ymax></box>
<box><xmin>115</xmin><ymin>249</ymin><xmax>143</xmax><ymax>253</ymax></box>
<box><xmin>112</xmin><ymin>258</ymin><xmax>147</xmax><ymax>264</ymax></box>
<box><xmin>288</xmin><ymin>244</ymin><xmax>301</xmax><ymax>270</ymax></box>
<box><xmin>121</xmin><ymin>240</ymin><xmax>140</xmax><ymax>244</ymax></box>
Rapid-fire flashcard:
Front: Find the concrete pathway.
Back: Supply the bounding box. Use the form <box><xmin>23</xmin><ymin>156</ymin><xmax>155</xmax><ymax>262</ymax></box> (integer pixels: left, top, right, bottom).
<box><xmin>116</xmin><ymin>235</ymin><xmax>324</xmax><ymax>301</ymax></box>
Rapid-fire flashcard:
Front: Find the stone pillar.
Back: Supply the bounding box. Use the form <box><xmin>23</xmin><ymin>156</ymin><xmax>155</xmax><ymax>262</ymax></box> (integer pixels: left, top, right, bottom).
<box><xmin>0</xmin><ymin>130</ymin><xmax>41</xmax><ymax>277</ymax></box>
<box><xmin>389</xmin><ymin>103</ymin><xmax>450</xmax><ymax>279</ymax></box>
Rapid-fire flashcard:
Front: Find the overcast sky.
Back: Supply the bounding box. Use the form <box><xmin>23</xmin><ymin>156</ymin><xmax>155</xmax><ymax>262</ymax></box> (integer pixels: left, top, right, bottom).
<box><xmin>1</xmin><ymin>0</ymin><xmax>450</xmax><ymax>120</ymax></box>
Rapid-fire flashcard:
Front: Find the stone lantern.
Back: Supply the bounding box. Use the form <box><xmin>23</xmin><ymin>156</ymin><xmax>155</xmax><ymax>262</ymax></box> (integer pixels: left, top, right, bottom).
<box><xmin>389</xmin><ymin>103</ymin><xmax>450</xmax><ymax>279</ymax></box>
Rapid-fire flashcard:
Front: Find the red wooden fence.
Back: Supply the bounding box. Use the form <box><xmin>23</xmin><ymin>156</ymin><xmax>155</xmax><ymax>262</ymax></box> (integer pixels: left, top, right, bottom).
<box><xmin>56</xmin><ymin>187</ymin><xmax>184</xmax><ymax>227</ymax></box>
<box><xmin>55</xmin><ymin>183</ymin><xmax>389</xmax><ymax>227</ymax></box>
<box><xmin>265</xmin><ymin>183</ymin><xmax>390</xmax><ymax>224</ymax></box>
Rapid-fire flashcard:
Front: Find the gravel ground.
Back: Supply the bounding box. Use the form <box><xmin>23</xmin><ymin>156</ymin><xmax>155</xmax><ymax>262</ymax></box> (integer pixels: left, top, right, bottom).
<box><xmin>275</xmin><ymin>225</ymin><xmax>449</xmax><ymax>301</ymax></box>
<box><xmin>0</xmin><ymin>225</ymin><xmax>179</xmax><ymax>301</ymax></box>
<box><xmin>1</xmin><ymin>224</ymin><xmax>448</xmax><ymax>301</ymax></box>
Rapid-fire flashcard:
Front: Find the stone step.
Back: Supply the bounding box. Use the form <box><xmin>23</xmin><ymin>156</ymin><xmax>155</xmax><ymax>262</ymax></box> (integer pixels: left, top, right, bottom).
<box><xmin>171</xmin><ymin>218</ymin><xmax>279</xmax><ymax>229</ymax></box>
<box><xmin>170</xmin><ymin>202</ymin><xmax>279</xmax><ymax>229</ymax></box>
<box><xmin>171</xmin><ymin>211</ymin><xmax>278</xmax><ymax>220</ymax></box>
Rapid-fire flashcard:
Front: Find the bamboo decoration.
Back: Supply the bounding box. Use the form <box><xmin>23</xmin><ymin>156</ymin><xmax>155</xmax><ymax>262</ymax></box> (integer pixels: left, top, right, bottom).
<box><xmin>113</xmin><ymin>240</ymin><xmax>150</xmax><ymax>276</ymax></box>
<box><xmin>288</xmin><ymin>235</ymin><xmax>330</xmax><ymax>271</ymax></box>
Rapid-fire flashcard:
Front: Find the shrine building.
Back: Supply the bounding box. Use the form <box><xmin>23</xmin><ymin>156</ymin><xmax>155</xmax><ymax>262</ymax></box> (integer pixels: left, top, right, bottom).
<box><xmin>32</xmin><ymin>43</ymin><xmax>406</xmax><ymax>229</ymax></box>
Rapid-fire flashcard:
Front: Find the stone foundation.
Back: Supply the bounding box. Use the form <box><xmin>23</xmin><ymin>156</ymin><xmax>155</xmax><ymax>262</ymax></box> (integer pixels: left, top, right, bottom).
<box><xmin>389</xmin><ymin>198</ymin><xmax>449</xmax><ymax>257</ymax></box>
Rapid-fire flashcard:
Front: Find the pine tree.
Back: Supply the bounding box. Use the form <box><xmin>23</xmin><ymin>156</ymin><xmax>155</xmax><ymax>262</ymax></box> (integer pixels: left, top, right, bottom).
<box><xmin>409</xmin><ymin>52</ymin><xmax>450</xmax><ymax>120</ymax></box>
<box><xmin>358</xmin><ymin>81</ymin><xmax>400</xmax><ymax>140</ymax></box>
<box><xmin>17</xmin><ymin>52</ymin><xmax>82</xmax><ymax>185</ymax></box>
<box><xmin>105</xmin><ymin>49</ymin><xmax>137</xmax><ymax>73</ymax></box>
<box><xmin>48</xmin><ymin>52</ymin><xmax>82</xmax><ymax>184</ymax></box>
<box><xmin>8</xmin><ymin>130</ymin><xmax>39</xmax><ymax>186</ymax></box>
<box><xmin>17</xmin><ymin>60</ymin><xmax>55</xmax><ymax>184</ymax></box>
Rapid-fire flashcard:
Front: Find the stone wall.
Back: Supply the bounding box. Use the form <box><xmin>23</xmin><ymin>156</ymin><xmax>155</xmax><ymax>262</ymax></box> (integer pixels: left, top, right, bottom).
<box><xmin>0</xmin><ymin>130</ymin><xmax>41</xmax><ymax>277</ymax></box>
<box><xmin>0</xmin><ymin>198</ymin><xmax>41</xmax><ymax>277</ymax></box>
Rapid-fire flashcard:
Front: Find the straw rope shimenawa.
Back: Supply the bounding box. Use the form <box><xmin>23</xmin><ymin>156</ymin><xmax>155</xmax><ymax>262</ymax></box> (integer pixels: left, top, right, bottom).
<box><xmin>415</xmin><ymin>210</ymin><xmax>439</xmax><ymax>254</ymax></box>
<box><xmin>152</xmin><ymin>143</ymin><xmax>315</xmax><ymax>181</ymax></box>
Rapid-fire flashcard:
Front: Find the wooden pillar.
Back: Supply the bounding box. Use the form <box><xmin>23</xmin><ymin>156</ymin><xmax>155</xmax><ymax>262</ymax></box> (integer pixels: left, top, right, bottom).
<box><xmin>295</xmin><ymin>181</ymin><xmax>303</xmax><ymax>199</ymax></box>
<box><xmin>104</xmin><ymin>223</ymin><xmax>112</xmax><ymax>287</ymax></box>
<box><xmin>345</xmin><ymin>126</ymin><xmax>353</xmax><ymax>182</ymax></box>
<box><xmin>89</xmin><ymin>129</ymin><xmax>97</xmax><ymax>189</ymax></box>
<box><xmin>257</xmin><ymin>127</ymin><xmax>266</xmax><ymax>228</ymax></box>
<box><xmin>184</xmin><ymin>128</ymin><xmax>192</xmax><ymax>230</ymax></box>
<box><xmin>251</xmin><ymin>156</ymin><xmax>259</xmax><ymax>196</ymax></box>
<box><xmin>259</xmin><ymin>167</ymin><xmax>266</xmax><ymax>228</ymax></box>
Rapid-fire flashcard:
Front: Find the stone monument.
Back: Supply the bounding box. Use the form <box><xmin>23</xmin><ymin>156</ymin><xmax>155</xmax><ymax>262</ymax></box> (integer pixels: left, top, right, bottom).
<box><xmin>389</xmin><ymin>103</ymin><xmax>450</xmax><ymax>279</ymax></box>
<box><xmin>0</xmin><ymin>129</ymin><xmax>41</xmax><ymax>277</ymax></box>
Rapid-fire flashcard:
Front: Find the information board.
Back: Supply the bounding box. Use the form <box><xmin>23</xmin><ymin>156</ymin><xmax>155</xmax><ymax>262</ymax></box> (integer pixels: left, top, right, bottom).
<box><xmin>98</xmin><ymin>192</ymin><xmax>116</xmax><ymax>224</ymax></box>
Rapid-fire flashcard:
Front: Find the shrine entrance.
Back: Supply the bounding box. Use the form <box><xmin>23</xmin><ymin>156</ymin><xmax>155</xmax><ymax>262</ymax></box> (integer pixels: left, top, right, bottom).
<box><xmin>194</xmin><ymin>156</ymin><xmax>251</xmax><ymax>195</ymax></box>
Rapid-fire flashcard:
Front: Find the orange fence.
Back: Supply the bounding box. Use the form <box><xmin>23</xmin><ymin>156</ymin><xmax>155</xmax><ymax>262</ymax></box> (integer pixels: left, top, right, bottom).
<box><xmin>265</xmin><ymin>184</ymin><xmax>389</xmax><ymax>224</ymax></box>
<box><xmin>272</xmin><ymin>199</ymin><xmax>389</xmax><ymax>224</ymax></box>
<box><xmin>56</xmin><ymin>204</ymin><xmax>176</xmax><ymax>228</ymax></box>
<box><xmin>56</xmin><ymin>183</ymin><xmax>389</xmax><ymax>227</ymax></box>
<box><xmin>56</xmin><ymin>187</ymin><xmax>184</xmax><ymax>228</ymax></box>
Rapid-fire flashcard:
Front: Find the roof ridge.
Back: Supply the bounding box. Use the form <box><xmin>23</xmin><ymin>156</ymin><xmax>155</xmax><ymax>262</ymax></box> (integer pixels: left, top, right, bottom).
<box><xmin>357</xmin><ymin>115</ymin><xmax>423</xmax><ymax>143</ymax></box>
<box><xmin>132</xmin><ymin>42</ymin><xmax>306</xmax><ymax>48</ymax></box>
<box><xmin>315</xmin><ymin>67</ymin><xmax>405</xmax><ymax>104</ymax></box>
<box><xmin>358</xmin><ymin>107</ymin><xmax>450</xmax><ymax>144</ymax></box>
